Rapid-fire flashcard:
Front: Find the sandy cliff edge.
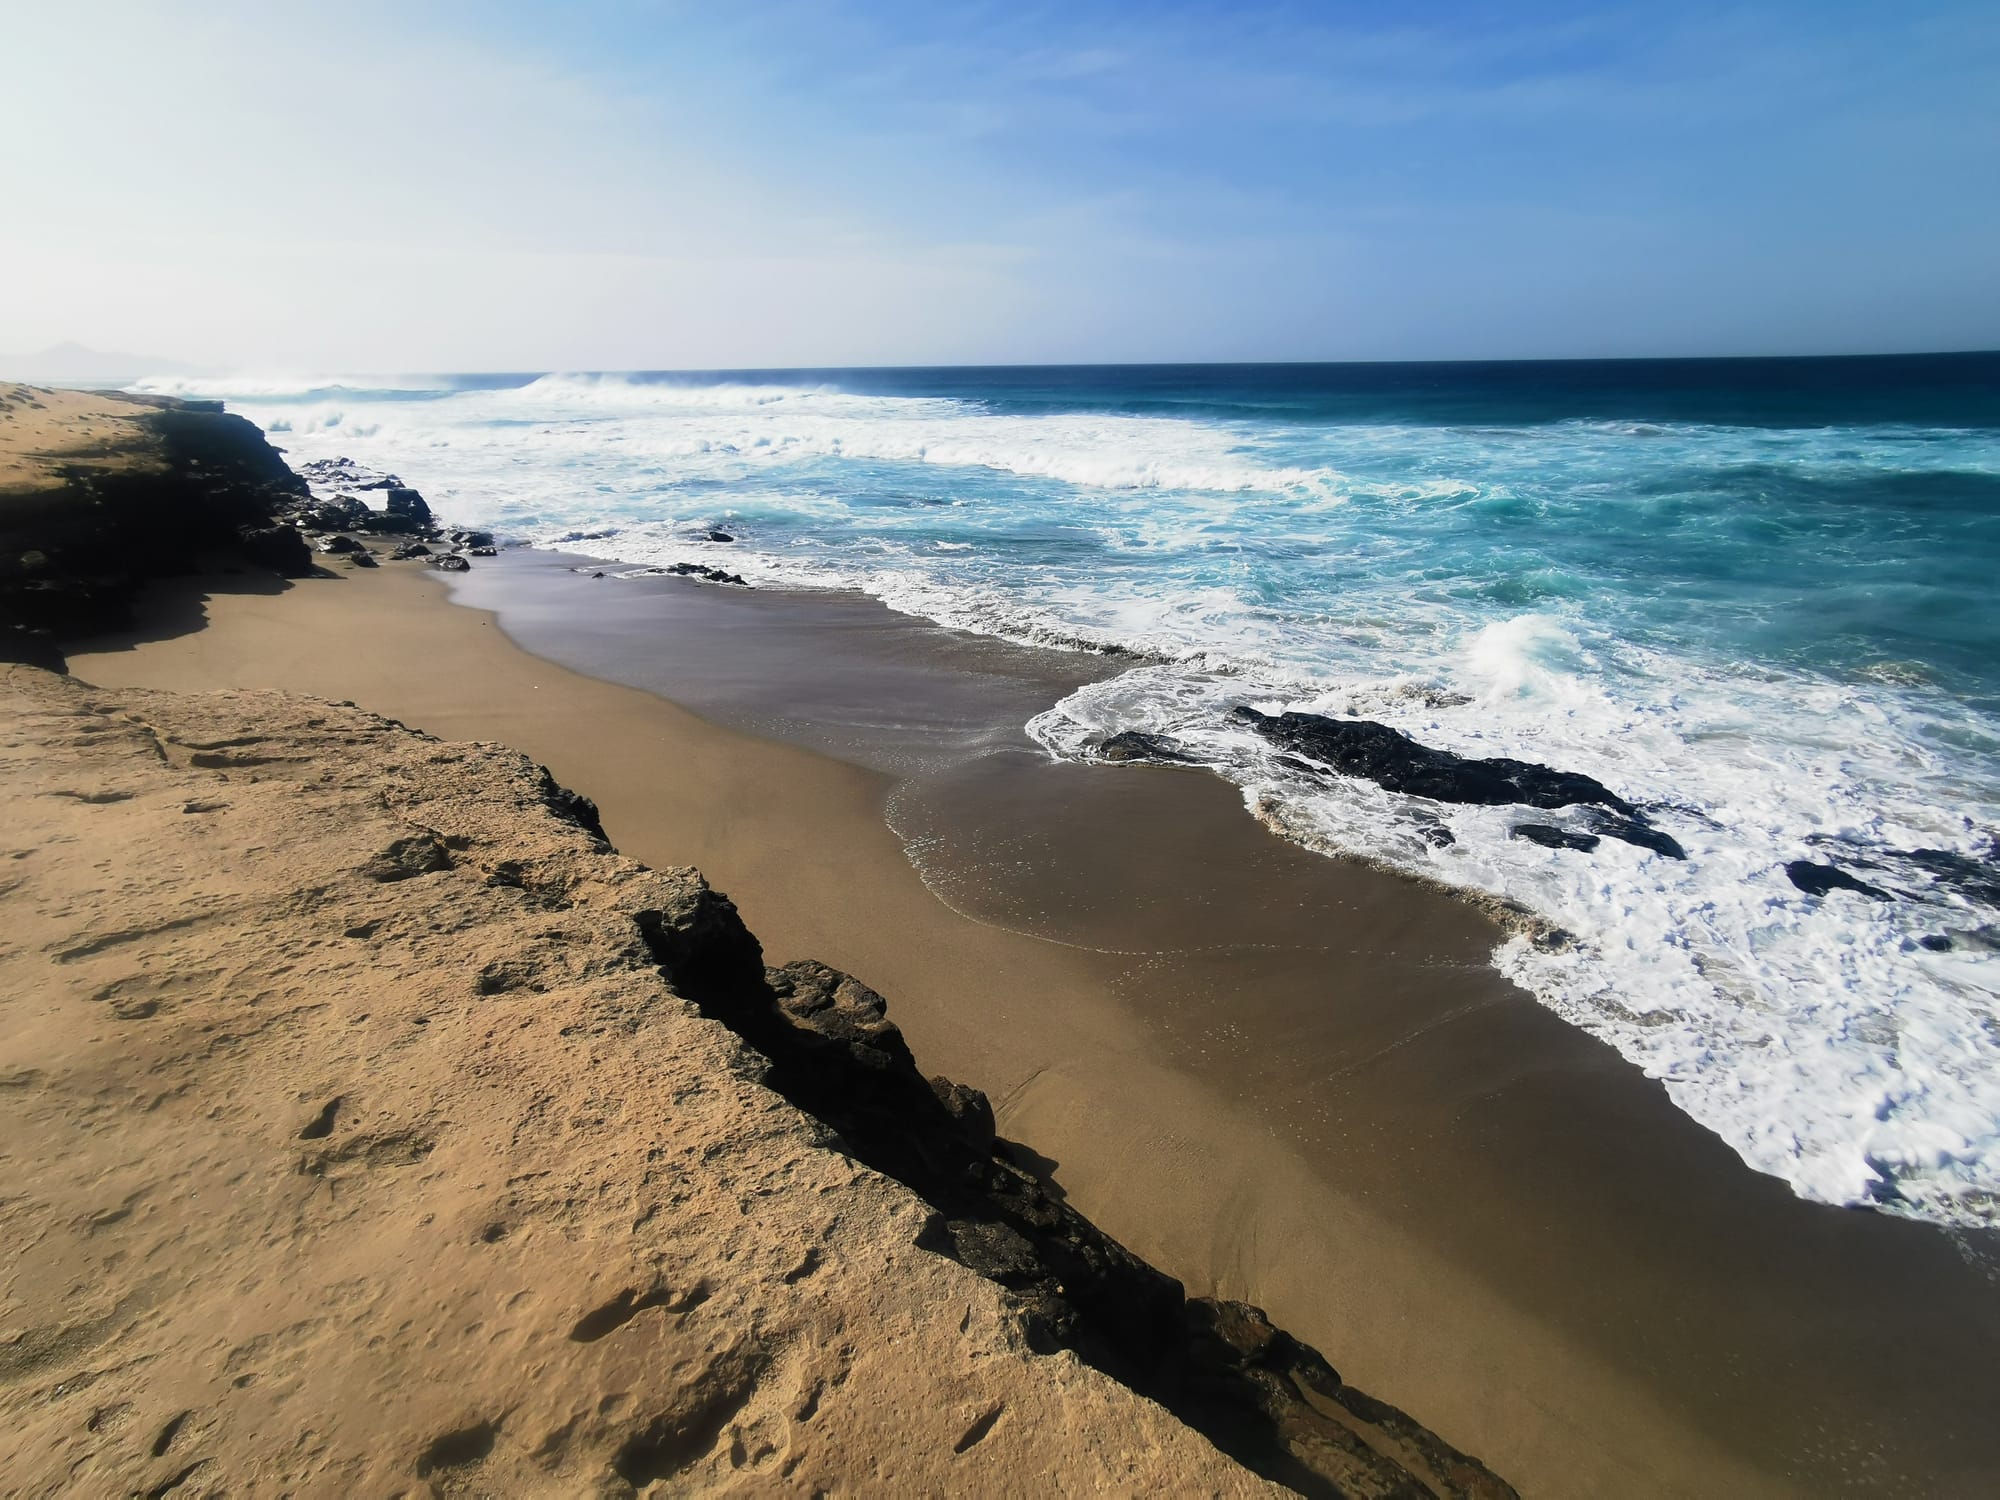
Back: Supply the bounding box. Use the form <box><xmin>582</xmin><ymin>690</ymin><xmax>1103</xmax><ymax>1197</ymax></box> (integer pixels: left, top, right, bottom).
<box><xmin>0</xmin><ymin>661</ymin><xmax>1512</xmax><ymax>1497</ymax></box>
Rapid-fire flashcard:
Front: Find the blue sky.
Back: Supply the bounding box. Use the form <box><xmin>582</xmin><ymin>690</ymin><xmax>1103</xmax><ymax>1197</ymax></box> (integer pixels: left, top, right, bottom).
<box><xmin>3</xmin><ymin>1</ymin><xmax>1995</xmax><ymax>369</ymax></box>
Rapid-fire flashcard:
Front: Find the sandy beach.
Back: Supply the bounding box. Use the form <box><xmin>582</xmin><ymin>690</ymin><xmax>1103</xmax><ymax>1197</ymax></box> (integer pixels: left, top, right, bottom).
<box><xmin>63</xmin><ymin>548</ymin><xmax>2000</xmax><ymax>1497</ymax></box>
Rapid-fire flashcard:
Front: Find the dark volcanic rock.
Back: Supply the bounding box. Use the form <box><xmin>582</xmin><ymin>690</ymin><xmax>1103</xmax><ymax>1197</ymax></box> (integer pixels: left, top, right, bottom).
<box><xmin>1229</xmin><ymin>706</ymin><xmax>1688</xmax><ymax>859</ymax></box>
<box><xmin>300</xmin><ymin>499</ymin><xmax>368</xmax><ymax>531</ymax></box>
<box><xmin>298</xmin><ymin>457</ymin><xmax>380</xmax><ymax>489</ymax></box>
<box><xmin>1096</xmin><ymin>730</ymin><xmax>1195</xmax><ymax>765</ymax></box>
<box><xmin>350</xmin><ymin>508</ymin><xmax>425</xmax><ymax>536</ymax></box>
<box><xmin>428</xmin><ymin>554</ymin><xmax>471</xmax><ymax>572</ymax></box>
<box><xmin>465</xmin><ymin>545</ymin><xmax>497</xmax><ymax>557</ymax></box>
<box><xmin>658</xmin><ymin>562</ymin><xmax>747</xmax><ymax>586</ymax></box>
<box><xmin>1582</xmin><ymin>808</ymin><xmax>1687</xmax><ymax>861</ymax></box>
<box><xmin>534</xmin><ymin>767</ymin><xmax>609</xmax><ymax>846</ymax></box>
<box><xmin>388</xmin><ymin>542</ymin><xmax>432</xmax><ymax>561</ymax></box>
<box><xmin>384</xmin><ymin>486</ymin><xmax>433</xmax><ymax>525</ymax></box>
<box><xmin>930</xmin><ymin>1076</ymin><xmax>997</xmax><ymax>1151</ymax></box>
<box><xmin>448</xmin><ymin>529</ymin><xmax>495</xmax><ymax>550</ymax></box>
<box><xmin>1899</xmin><ymin>846</ymin><xmax>2000</xmax><ymax>906</ymax></box>
<box><xmin>315</xmin><ymin>534</ymin><xmax>364</xmax><ymax>555</ymax></box>
<box><xmin>634</xmin><ymin>881</ymin><xmax>1515</xmax><ymax>1499</ymax></box>
<box><xmin>1786</xmin><ymin>860</ymin><xmax>1892</xmax><ymax>900</ymax></box>
<box><xmin>1511</xmin><ymin>823</ymin><xmax>1601</xmax><ymax>853</ymax></box>
<box><xmin>1230</xmin><ymin>707</ymin><xmax>1634</xmax><ymax>814</ymax></box>
<box><xmin>237</xmin><ymin>524</ymin><xmax>313</xmax><ymax>577</ymax></box>
<box><xmin>344</xmin><ymin>551</ymin><xmax>379</xmax><ymax>568</ymax></box>
<box><xmin>704</xmin><ymin>529</ymin><xmax>735</xmax><ymax>543</ymax></box>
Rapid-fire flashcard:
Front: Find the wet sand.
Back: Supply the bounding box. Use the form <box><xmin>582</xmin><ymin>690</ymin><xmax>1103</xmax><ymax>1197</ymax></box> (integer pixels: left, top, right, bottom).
<box><xmin>70</xmin><ymin>554</ymin><xmax>2000</xmax><ymax>1498</ymax></box>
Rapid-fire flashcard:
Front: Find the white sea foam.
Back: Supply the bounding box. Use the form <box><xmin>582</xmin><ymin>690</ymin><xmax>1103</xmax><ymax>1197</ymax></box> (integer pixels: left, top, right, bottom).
<box><xmin>204</xmin><ymin>371</ymin><xmax>2000</xmax><ymax>1227</ymax></box>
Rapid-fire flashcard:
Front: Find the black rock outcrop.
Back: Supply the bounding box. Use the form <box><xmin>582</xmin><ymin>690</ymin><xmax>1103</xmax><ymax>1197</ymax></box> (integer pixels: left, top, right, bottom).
<box><xmin>654</xmin><ymin>562</ymin><xmax>747</xmax><ymax>586</ymax></box>
<box><xmin>1229</xmin><ymin>707</ymin><xmax>1685</xmax><ymax>860</ymax></box>
<box><xmin>1231</xmin><ymin>708</ymin><xmax>1629</xmax><ymax>812</ymax></box>
<box><xmin>384</xmin><ymin>487</ymin><xmax>433</xmax><ymax>527</ymax></box>
<box><xmin>237</xmin><ymin>523</ymin><xmax>314</xmax><ymax>577</ymax></box>
<box><xmin>635</xmin><ymin>879</ymin><xmax>1516</xmax><ymax>1499</ymax></box>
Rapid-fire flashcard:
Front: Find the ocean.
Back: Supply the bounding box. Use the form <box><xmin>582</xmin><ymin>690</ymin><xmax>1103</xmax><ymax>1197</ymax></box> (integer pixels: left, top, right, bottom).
<box><xmin>137</xmin><ymin>354</ymin><xmax>2000</xmax><ymax>1228</ymax></box>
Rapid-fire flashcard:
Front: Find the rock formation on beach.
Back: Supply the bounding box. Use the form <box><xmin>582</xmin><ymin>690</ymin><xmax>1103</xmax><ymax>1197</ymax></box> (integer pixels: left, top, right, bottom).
<box><xmin>0</xmin><ymin>389</ymin><xmax>501</xmax><ymax>673</ymax></box>
<box><xmin>0</xmin><ymin>656</ymin><xmax>1515</xmax><ymax>1496</ymax></box>
<box><xmin>0</xmin><ymin>385</ymin><xmax>315</xmax><ymax>665</ymax></box>
<box><xmin>1226</xmin><ymin>707</ymin><xmax>1686</xmax><ymax>860</ymax></box>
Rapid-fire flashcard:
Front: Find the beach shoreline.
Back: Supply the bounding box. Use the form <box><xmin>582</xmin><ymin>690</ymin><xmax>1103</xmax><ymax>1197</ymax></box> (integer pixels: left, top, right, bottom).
<box><xmin>63</xmin><ymin>544</ymin><xmax>2000</xmax><ymax>1497</ymax></box>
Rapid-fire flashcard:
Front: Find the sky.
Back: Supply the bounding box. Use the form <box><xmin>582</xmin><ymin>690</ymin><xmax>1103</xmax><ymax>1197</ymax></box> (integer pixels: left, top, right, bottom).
<box><xmin>2</xmin><ymin>0</ymin><xmax>1996</xmax><ymax>371</ymax></box>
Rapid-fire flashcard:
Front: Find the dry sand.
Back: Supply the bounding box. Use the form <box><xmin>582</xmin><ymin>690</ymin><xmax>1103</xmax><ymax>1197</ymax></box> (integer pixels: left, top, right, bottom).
<box><xmin>1</xmin><ymin>663</ymin><xmax>1299</xmax><ymax>1496</ymax></box>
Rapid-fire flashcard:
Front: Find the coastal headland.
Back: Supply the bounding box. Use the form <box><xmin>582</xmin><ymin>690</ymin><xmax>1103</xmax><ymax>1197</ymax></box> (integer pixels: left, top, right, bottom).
<box><xmin>0</xmin><ymin>397</ymin><xmax>1518</xmax><ymax>1493</ymax></box>
<box><xmin>8</xmin><ymin>386</ymin><xmax>2000</xmax><ymax>1496</ymax></box>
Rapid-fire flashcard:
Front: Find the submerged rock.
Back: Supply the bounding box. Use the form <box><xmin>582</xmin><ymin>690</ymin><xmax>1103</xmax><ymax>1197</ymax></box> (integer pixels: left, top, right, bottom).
<box><xmin>1512</xmin><ymin>823</ymin><xmax>1600</xmax><ymax>853</ymax></box>
<box><xmin>1898</xmin><ymin>846</ymin><xmax>2000</xmax><ymax>905</ymax></box>
<box><xmin>1582</xmin><ymin>808</ymin><xmax>1687</xmax><ymax>860</ymax></box>
<box><xmin>1230</xmin><ymin>707</ymin><xmax>1634</xmax><ymax>813</ymax></box>
<box><xmin>1229</xmin><ymin>706</ymin><xmax>1684</xmax><ymax>858</ymax></box>
<box><xmin>1786</xmin><ymin>860</ymin><xmax>1891</xmax><ymax>900</ymax></box>
<box><xmin>427</xmin><ymin>554</ymin><xmax>471</xmax><ymax>573</ymax></box>
<box><xmin>1096</xmin><ymin>730</ymin><xmax>1195</xmax><ymax>765</ymax></box>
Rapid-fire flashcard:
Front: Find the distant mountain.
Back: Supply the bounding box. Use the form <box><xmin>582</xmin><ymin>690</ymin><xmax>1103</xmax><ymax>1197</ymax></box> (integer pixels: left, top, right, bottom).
<box><xmin>0</xmin><ymin>342</ymin><xmax>207</xmax><ymax>387</ymax></box>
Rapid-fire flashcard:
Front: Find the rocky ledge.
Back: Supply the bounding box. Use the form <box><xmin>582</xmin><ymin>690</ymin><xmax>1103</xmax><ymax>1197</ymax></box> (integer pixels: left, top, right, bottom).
<box><xmin>0</xmin><ymin>393</ymin><xmax>515</xmax><ymax>671</ymax></box>
<box><xmin>0</xmin><ymin>664</ymin><xmax>1512</xmax><ymax>1497</ymax></box>
<box><xmin>0</xmin><ymin>384</ymin><xmax>317</xmax><ymax>666</ymax></box>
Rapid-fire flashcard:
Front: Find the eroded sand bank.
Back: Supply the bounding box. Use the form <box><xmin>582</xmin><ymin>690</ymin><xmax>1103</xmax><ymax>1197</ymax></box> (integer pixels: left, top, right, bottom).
<box><xmin>3</xmin><ymin>662</ymin><xmax>1524</xmax><ymax>1495</ymax></box>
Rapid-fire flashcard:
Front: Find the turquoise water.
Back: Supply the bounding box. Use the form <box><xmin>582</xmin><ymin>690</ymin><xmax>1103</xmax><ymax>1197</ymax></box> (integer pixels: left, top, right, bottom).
<box><xmin>141</xmin><ymin>355</ymin><xmax>2000</xmax><ymax>1225</ymax></box>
